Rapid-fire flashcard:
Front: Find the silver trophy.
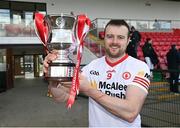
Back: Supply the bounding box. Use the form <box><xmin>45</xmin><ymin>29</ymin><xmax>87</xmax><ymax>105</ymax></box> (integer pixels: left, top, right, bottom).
<box><xmin>34</xmin><ymin>13</ymin><xmax>77</xmax><ymax>81</ymax></box>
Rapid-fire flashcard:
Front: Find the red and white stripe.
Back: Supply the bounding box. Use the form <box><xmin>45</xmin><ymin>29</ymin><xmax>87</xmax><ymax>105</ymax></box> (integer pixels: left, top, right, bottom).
<box><xmin>67</xmin><ymin>14</ymin><xmax>91</xmax><ymax>109</ymax></box>
<box><xmin>132</xmin><ymin>76</ymin><xmax>150</xmax><ymax>91</ymax></box>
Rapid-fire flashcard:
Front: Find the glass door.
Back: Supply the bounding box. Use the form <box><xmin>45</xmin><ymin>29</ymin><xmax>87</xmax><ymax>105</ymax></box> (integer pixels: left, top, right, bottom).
<box><xmin>14</xmin><ymin>55</ymin><xmax>24</xmax><ymax>77</ymax></box>
<box><xmin>34</xmin><ymin>55</ymin><xmax>44</xmax><ymax>77</ymax></box>
<box><xmin>0</xmin><ymin>49</ymin><xmax>6</xmax><ymax>92</ymax></box>
<box><xmin>24</xmin><ymin>55</ymin><xmax>34</xmax><ymax>78</ymax></box>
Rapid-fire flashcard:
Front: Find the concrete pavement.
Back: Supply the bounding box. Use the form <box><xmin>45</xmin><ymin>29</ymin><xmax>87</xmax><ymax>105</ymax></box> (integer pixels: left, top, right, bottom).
<box><xmin>0</xmin><ymin>77</ymin><xmax>88</xmax><ymax>127</ymax></box>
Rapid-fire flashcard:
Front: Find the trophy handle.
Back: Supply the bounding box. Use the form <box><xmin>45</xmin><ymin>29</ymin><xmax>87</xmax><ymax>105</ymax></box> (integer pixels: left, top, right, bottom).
<box><xmin>34</xmin><ymin>12</ymin><xmax>51</xmax><ymax>52</ymax></box>
<box><xmin>44</xmin><ymin>15</ymin><xmax>52</xmax><ymax>44</ymax></box>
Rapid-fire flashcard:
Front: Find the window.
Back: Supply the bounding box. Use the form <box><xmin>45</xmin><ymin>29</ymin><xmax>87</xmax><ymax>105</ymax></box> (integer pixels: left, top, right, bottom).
<box><xmin>12</xmin><ymin>12</ymin><xmax>22</xmax><ymax>24</ymax></box>
<box><xmin>25</xmin><ymin>12</ymin><xmax>34</xmax><ymax>26</ymax></box>
<box><xmin>0</xmin><ymin>9</ymin><xmax>10</xmax><ymax>24</ymax></box>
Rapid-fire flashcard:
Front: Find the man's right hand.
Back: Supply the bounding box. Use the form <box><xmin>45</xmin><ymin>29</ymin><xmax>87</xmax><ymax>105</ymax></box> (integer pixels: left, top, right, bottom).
<box><xmin>43</xmin><ymin>51</ymin><xmax>58</xmax><ymax>74</ymax></box>
<box><xmin>43</xmin><ymin>51</ymin><xmax>70</xmax><ymax>103</ymax></box>
<box><xmin>48</xmin><ymin>81</ymin><xmax>71</xmax><ymax>102</ymax></box>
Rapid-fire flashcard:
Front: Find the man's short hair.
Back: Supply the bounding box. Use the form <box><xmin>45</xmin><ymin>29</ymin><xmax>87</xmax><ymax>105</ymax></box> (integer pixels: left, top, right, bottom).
<box><xmin>104</xmin><ymin>19</ymin><xmax>130</xmax><ymax>37</ymax></box>
<box><xmin>146</xmin><ymin>38</ymin><xmax>151</xmax><ymax>42</ymax></box>
<box><xmin>171</xmin><ymin>44</ymin><xmax>176</xmax><ymax>49</ymax></box>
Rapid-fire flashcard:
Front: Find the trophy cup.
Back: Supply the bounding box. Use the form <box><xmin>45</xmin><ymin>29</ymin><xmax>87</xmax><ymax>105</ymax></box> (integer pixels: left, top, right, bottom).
<box><xmin>34</xmin><ymin>12</ymin><xmax>91</xmax><ymax>108</ymax></box>
<box><xmin>34</xmin><ymin>13</ymin><xmax>75</xmax><ymax>81</ymax></box>
<box><xmin>45</xmin><ymin>14</ymin><xmax>77</xmax><ymax>82</ymax></box>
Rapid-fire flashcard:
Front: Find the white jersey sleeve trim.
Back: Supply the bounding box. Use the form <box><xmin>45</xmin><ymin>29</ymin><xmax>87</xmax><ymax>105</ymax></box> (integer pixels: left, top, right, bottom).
<box><xmin>130</xmin><ymin>82</ymin><xmax>148</xmax><ymax>94</ymax></box>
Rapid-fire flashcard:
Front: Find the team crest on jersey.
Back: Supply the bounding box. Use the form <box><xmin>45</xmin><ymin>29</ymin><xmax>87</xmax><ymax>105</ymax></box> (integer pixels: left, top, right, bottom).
<box><xmin>122</xmin><ymin>72</ymin><xmax>131</xmax><ymax>80</ymax></box>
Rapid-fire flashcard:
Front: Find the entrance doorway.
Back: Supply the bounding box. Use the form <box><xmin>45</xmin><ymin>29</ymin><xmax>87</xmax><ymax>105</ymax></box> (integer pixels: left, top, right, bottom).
<box><xmin>14</xmin><ymin>55</ymin><xmax>24</xmax><ymax>77</ymax></box>
<box><xmin>24</xmin><ymin>55</ymin><xmax>34</xmax><ymax>78</ymax></box>
<box><xmin>14</xmin><ymin>55</ymin><xmax>43</xmax><ymax>79</ymax></box>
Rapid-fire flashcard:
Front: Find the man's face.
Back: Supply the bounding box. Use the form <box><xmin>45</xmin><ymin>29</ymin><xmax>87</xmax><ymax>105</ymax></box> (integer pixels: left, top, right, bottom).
<box><xmin>148</xmin><ymin>39</ymin><xmax>152</xmax><ymax>44</ymax></box>
<box><xmin>104</xmin><ymin>25</ymin><xmax>130</xmax><ymax>59</ymax></box>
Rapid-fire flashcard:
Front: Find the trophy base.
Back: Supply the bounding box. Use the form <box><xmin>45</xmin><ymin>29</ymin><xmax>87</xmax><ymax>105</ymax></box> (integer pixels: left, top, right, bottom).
<box><xmin>45</xmin><ymin>76</ymin><xmax>73</xmax><ymax>82</ymax></box>
<box><xmin>46</xmin><ymin>62</ymin><xmax>75</xmax><ymax>82</ymax></box>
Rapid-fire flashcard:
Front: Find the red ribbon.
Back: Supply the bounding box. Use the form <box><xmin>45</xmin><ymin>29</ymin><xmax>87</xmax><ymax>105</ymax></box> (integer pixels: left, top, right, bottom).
<box><xmin>34</xmin><ymin>12</ymin><xmax>50</xmax><ymax>53</ymax></box>
<box><xmin>67</xmin><ymin>15</ymin><xmax>91</xmax><ymax>108</ymax></box>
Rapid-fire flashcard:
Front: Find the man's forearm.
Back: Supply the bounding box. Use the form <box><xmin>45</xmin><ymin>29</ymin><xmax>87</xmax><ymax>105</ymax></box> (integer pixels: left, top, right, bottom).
<box><xmin>85</xmin><ymin>88</ymin><xmax>138</xmax><ymax>123</ymax></box>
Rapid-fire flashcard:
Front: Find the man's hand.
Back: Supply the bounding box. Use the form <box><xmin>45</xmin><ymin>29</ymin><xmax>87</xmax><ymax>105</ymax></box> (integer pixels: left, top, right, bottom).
<box><xmin>48</xmin><ymin>81</ymin><xmax>71</xmax><ymax>102</ymax></box>
<box><xmin>43</xmin><ymin>51</ymin><xmax>58</xmax><ymax>74</ymax></box>
<box><xmin>79</xmin><ymin>73</ymin><xmax>94</xmax><ymax>96</ymax></box>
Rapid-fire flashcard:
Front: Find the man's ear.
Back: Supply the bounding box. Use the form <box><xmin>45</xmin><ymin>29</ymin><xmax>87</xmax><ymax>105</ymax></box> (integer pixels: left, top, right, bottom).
<box><xmin>127</xmin><ymin>37</ymin><xmax>131</xmax><ymax>45</ymax></box>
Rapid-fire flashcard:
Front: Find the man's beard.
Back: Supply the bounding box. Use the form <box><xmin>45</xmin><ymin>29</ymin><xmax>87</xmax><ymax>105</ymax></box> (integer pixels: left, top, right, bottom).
<box><xmin>105</xmin><ymin>44</ymin><xmax>124</xmax><ymax>58</ymax></box>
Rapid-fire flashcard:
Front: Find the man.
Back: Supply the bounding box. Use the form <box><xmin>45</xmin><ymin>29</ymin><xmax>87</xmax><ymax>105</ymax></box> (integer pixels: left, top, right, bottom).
<box><xmin>142</xmin><ymin>38</ymin><xmax>159</xmax><ymax>78</ymax></box>
<box><xmin>166</xmin><ymin>44</ymin><xmax>179</xmax><ymax>93</ymax></box>
<box><xmin>44</xmin><ymin>20</ymin><xmax>150</xmax><ymax>127</ymax></box>
<box><xmin>153</xmin><ymin>19</ymin><xmax>160</xmax><ymax>30</ymax></box>
<box><xmin>126</xmin><ymin>26</ymin><xmax>141</xmax><ymax>58</ymax></box>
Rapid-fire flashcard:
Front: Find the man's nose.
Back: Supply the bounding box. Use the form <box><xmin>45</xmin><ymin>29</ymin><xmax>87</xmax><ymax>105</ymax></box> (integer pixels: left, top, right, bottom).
<box><xmin>112</xmin><ymin>37</ymin><xmax>118</xmax><ymax>44</ymax></box>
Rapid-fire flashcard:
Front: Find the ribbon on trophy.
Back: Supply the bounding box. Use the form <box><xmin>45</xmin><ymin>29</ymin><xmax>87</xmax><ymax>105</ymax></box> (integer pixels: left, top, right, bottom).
<box><xmin>67</xmin><ymin>15</ymin><xmax>91</xmax><ymax>109</ymax></box>
<box><xmin>34</xmin><ymin>12</ymin><xmax>50</xmax><ymax>53</ymax></box>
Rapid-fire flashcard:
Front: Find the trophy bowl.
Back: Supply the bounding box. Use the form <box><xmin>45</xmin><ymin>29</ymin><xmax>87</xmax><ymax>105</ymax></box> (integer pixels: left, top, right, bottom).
<box><xmin>44</xmin><ymin>14</ymin><xmax>77</xmax><ymax>82</ymax></box>
<box><xmin>34</xmin><ymin>12</ymin><xmax>91</xmax><ymax>83</ymax></box>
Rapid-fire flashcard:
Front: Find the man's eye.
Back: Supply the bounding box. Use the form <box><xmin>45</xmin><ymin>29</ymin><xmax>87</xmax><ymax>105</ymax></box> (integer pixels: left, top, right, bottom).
<box><xmin>106</xmin><ymin>35</ymin><xmax>113</xmax><ymax>38</ymax></box>
<box><xmin>118</xmin><ymin>36</ymin><xmax>125</xmax><ymax>40</ymax></box>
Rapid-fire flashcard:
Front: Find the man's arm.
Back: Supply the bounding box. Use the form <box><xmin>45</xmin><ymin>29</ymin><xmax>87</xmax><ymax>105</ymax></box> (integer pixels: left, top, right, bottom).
<box><xmin>82</xmin><ymin>84</ymin><xmax>147</xmax><ymax>123</ymax></box>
